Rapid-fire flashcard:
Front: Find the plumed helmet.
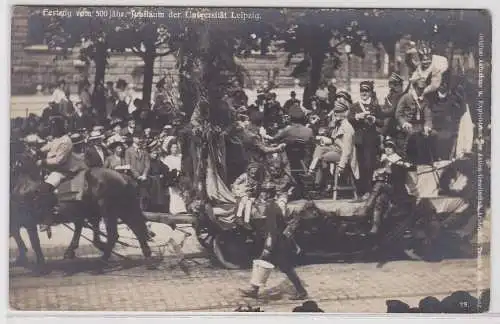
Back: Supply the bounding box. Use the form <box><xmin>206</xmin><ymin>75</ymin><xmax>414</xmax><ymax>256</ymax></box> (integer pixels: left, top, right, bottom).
<box><xmin>417</xmin><ymin>41</ymin><xmax>433</xmax><ymax>63</ymax></box>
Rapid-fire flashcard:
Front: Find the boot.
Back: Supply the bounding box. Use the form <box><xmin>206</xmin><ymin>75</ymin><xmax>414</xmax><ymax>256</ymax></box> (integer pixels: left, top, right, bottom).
<box><xmin>285</xmin><ymin>268</ymin><xmax>308</xmax><ymax>300</ymax></box>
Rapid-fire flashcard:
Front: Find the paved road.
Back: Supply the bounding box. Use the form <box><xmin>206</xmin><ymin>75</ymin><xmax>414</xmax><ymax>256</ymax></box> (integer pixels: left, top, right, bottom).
<box><xmin>9</xmin><ymin>250</ymin><xmax>489</xmax><ymax>312</ymax></box>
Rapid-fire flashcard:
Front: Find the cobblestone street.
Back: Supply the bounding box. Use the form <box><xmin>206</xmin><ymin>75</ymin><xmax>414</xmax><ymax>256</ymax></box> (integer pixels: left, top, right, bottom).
<box><xmin>9</xmin><ymin>233</ymin><xmax>490</xmax><ymax>312</ymax></box>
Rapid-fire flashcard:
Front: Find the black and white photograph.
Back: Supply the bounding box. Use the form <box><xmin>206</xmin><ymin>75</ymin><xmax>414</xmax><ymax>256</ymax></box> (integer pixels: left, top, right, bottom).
<box><xmin>8</xmin><ymin>6</ymin><xmax>491</xmax><ymax>313</ymax></box>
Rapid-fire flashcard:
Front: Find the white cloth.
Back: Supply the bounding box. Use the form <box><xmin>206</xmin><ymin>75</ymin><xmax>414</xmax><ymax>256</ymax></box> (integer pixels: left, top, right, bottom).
<box><xmin>45</xmin><ymin>171</ymin><xmax>66</xmax><ymax>187</ymax></box>
<box><xmin>51</xmin><ymin>88</ymin><xmax>68</xmax><ymax>104</ymax></box>
<box><xmin>454</xmin><ymin>104</ymin><xmax>474</xmax><ymax>159</ymax></box>
<box><xmin>160</xmin><ymin>154</ymin><xmax>187</xmax><ymax>214</ymax></box>
<box><xmin>412</xmin><ymin>55</ymin><xmax>449</xmax><ymax>81</ymax></box>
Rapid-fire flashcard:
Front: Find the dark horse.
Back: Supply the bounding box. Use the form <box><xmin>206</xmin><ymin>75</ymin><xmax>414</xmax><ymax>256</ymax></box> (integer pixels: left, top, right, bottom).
<box><xmin>10</xmin><ymin>141</ymin><xmax>153</xmax><ymax>271</ymax></box>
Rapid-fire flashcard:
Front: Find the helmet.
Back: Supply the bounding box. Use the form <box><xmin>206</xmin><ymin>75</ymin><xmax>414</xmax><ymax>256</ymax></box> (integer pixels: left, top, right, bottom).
<box><xmin>417</xmin><ymin>42</ymin><xmax>432</xmax><ymax>64</ymax></box>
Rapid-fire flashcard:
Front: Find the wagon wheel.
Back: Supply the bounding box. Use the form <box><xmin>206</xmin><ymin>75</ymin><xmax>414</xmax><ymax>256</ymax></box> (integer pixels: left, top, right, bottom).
<box><xmin>212</xmin><ymin>233</ymin><xmax>253</xmax><ymax>270</ymax></box>
<box><xmin>195</xmin><ymin>225</ymin><xmax>215</xmax><ymax>250</ymax></box>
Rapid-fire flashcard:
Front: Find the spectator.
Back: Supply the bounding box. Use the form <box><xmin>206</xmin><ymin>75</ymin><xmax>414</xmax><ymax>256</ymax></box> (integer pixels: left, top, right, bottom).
<box><xmin>68</xmin><ymin>98</ymin><xmax>94</xmax><ymax>133</ymax></box>
<box><xmin>51</xmin><ymin>79</ymin><xmax>68</xmax><ymax>105</ymax></box>
<box><xmin>160</xmin><ymin>140</ymin><xmax>187</xmax><ymax>214</ymax></box>
<box><xmin>125</xmin><ymin>131</ymin><xmax>151</xmax><ymax>209</ymax></box>
<box><xmin>283</xmin><ymin>91</ymin><xmax>301</xmax><ymax>114</ymax></box>
<box><xmin>105</xmin><ymin>81</ymin><xmax>117</xmax><ymax>119</ymax></box>
<box><xmin>78</xmin><ymin>78</ymin><xmax>92</xmax><ymax>112</ymax></box>
<box><xmin>148</xmin><ymin>149</ymin><xmax>169</xmax><ymax>212</ymax></box>
<box><xmin>85</xmin><ymin>129</ymin><xmax>108</xmax><ymax>168</ymax></box>
<box><xmin>292</xmin><ymin>301</ymin><xmax>324</xmax><ymax>312</ymax></box>
<box><xmin>104</xmin><ymin>138</ymin><xmax>127</xmax><ymax>171</ymax></box>
<box><xmin>120</xmin><ymin>119</ymin><xmax>137</xmax><ymax>138</ymax></box>
<box><xmin>111</xmin><ymin>79</ymin><xmax>130</xmax><ymax>120</ymax></box>
<box><xmin>418</xmin><ymin>296</ymin><xmax>442</xmax><ymax>313</ymax></box>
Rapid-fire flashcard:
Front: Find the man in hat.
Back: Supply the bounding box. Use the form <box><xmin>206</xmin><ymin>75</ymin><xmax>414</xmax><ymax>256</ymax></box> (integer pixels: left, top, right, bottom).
<box><xmin>283</xmin><ymin>91</ymin><xmax>301</xmax><ymax>114</ymax></box>
<box><xmin>380</xmin><ymin>72</ymin><xmax>405</xmax><ymax>137</ymax></box>
<box><xmin>240</xmin><ymin>181</ymin><xmax>308</xmax><ymax>300</ymax></box>
<box><xmin>85</xmin><ymin>129</ymin><xmax>108</xmax><ymax>168</ymax></box>
<box><xmin>68</xmin><ymin>97</ymin><xmax>94</xmax><ymax>133</ymax></box>
<box><xmin>125</xmin><ymin>131</ymin><xmax>151</xmax><ymax>209</ymax></box>
<box><xmin>395</xmin><ymin>76</ymin><xmax>433</xmax><ymax>162</ymax></box>
<box><xmin>395</xmin><ymin>76</ymin><xmax>434</xmax><ymax>197</ymax></box>
<box><xmin>120</xmin><ymin>118</ymin><xmax>138</xmax><ymax>138</ymax></box>
<box><xmin>348</xmin><ymin>80</ymin><xmax>382</xmax><ymax>197</ymax></box>
<box><xmin>430</xmin><ymin>80</ymin><xmax>465</xmax><ymax>160</ymax></box>
<box><xmin>268</xmin><ymin>104</ymin><xmax>313</xmax><ymax>198</ymax></box>
<box><xmin>235</xmin><ymin>111</ymin><xmax>286</xmax><ymax>224</ymax></box>
<box><xmin>308</xmin><ymin>100</ymin><xmax>356</xmax><ymax>189</ymax></box>
<box><xmin>361</xmin><ymin>136</ymin><xmax>412</xmax><ymax>234</ymax></box>
<box><xmin>35</xmin><ymin>116</ymin><xmax>84</xmax><ymax>234</ymax></box>
<box><xmin>111</xmin><ymin>79</ymin><xmax>131</xmax><ymax>121</ymax></box>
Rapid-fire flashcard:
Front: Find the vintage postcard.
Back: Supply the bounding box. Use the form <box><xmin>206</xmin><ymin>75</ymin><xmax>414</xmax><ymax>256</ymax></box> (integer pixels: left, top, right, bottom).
<box><xmin>9</xmin><ymin>6</ymin><xmax>491</xmax><ymax>313</ymax></box>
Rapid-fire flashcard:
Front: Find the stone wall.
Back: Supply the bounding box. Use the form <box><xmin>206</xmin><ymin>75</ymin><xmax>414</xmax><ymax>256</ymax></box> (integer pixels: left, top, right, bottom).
<box><xmin>11</xmin><ymin>6</ymin><xmax>389</xmax><ymax>95</ymax></box>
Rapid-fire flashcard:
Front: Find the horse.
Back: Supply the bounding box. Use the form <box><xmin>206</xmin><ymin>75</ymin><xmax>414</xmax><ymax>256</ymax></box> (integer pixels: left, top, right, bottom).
<box><xmin>10</xmin><ymin>141</ymin><xmax>153</xmax><ymax>271</ymax></box>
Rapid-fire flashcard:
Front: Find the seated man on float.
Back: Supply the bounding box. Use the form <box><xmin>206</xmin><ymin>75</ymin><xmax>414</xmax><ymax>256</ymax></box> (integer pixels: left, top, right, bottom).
<box><xmin>361</xmin><ymin>136</ymin><xmax>414</xmax><ymax>235</ymax></box>
<box><xmin>307</xmin><ymin>99</ymin><xmax>356</xmax><ymax>191</ymax></box>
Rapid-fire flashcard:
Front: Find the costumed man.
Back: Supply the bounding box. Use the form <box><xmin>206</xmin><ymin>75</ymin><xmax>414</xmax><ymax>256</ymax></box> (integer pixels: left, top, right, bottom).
<box><xmin>348</xmin><ymin>81</ymin><xmax>382</xmax><ymax>198</ymax></box>
<box><xmin>308</xmin><ymin>99</ymin><xmax>356</xmax><ymax>191</ymax></box>
<box><xmin>361</xmin><ymin>137</ymin><xmax>413</xmax><ymax>234</ymax></box>
<box><xmin>407</xmin><ymin>42</ymin><xmax>449</xmax><ymax>98</ymax></box>
<box><xmin>395</xmin><ymin>75</ymin><xmax>434</xmax><ymax>196</ymax></box>
<box><xmin>35</xmin><ymin>116</ymin><xmax>87</xmax><ymax>236</ymax></box>
<box><xmin>268</xmin><ymin>104</ymin><xmax>313</xmax><ymax>199</ymax></box>
<box><xmin>236</xmin><ymin>111</ymin><xmax>286</xmax><ymax>226</ymax></box>
<box><xmin>380</xmin><ymin>72</ymin><xmax>405</xmax><ymax>137</ymax></box>
<box><xmin>239</xmin><ymin>181</ymin><xmax>309</xmax><ymax>300</ymax></box>
<box><xmin>430</xmin><ymin>80</ymin><xmax>465</xmax><ymax>160</ymax></box>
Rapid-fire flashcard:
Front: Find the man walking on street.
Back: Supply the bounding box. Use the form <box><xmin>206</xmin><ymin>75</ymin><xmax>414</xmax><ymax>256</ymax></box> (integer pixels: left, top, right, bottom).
<box><xmin>239</xmin><ymin>182</ymin><xmax>309</xmax><ymax>301</ymax></box>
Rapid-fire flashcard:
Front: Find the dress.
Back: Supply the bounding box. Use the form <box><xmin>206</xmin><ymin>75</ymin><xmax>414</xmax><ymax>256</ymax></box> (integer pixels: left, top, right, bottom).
<box><xmin>161</xmin><ymin>154</ymin><xmax>187</xmax><ymax>214</ymax></box>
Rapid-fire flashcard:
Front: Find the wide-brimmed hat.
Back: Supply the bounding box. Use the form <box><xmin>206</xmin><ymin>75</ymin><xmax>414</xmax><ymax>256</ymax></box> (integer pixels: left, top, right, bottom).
<box><xmin>70</xmin><ymin>133</ymin><xmax>85</xmax><ymax>145</ymax></box>
<box><xmin>108</xmin><ymin>138</ymin><xmax>125</xmax><ymax>151</ymax></box>
<box><xmin>88</xmin><ymin>130</ymin><xmax>104</xmax><ymax>141</ymax></box>
<box><xmin>116</xmin><ymin>79</ymin><xmax>128</xmax><ymax>90</ymax></box>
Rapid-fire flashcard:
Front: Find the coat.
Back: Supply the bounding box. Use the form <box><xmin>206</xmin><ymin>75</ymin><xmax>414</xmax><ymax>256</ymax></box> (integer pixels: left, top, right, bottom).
<box><xmin>348</xmin><ymin>101</ymin><xmax>383</xmax><ymax>145</ymax></box>
<box><xmin>328</xmin><ymin>119</ymin><xmax>359</xmax><ymax>179</ymax></box>
<box><xmin>85</xmin><ymin>145</ymin><xmax>108</xmax><ymax>168</ymax></box>
<box><xmin>395</xmin><ymin>90</ymin><xmax>433</xmax><ymax>131</ymax></box>
<box><xmin>40</xmin><ymin>135</ymin><xmax>86</xmax><ymax>173</ymax></box>
<box><xmin>125</xmin><ymin>146</ymin><xmax>151</xmax><ymax>179</ymax></box>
